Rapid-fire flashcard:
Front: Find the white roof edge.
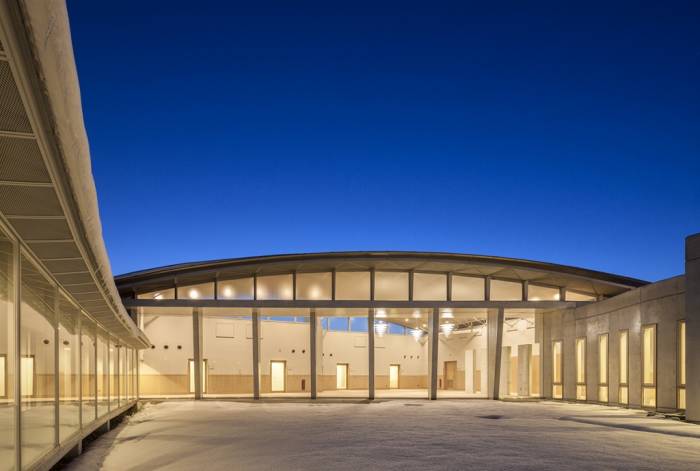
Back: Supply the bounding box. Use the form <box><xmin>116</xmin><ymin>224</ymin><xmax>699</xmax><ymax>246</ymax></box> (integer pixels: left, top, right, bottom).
<box><xmin>15</xmin><ymin>0</ymin><xmax>148</xmax><ymax>348</ymax></box>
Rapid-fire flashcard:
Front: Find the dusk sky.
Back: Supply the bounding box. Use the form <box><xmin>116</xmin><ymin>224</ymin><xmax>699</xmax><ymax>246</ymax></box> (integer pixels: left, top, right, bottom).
<box><xmin>67</xmin><ymin>1</ymin><xmax>699</xmax><ymax>281</ymax></box>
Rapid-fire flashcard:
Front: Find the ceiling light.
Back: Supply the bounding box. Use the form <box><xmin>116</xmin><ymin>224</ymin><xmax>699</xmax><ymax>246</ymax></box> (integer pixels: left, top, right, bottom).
<box><xmin>189</xmin><ymin>289</ymin><xmax>200</xmax><ymax>299</ymax></box>
<box><xmin>410</xmin><ymin>328</ymin><xmax>423</xmax><ymax>341</ymax></box>
<box><xmin>222</xmin><ymin>286</ymin><xmax>233</xmax><ymax>298</ymax></box>
<box><xmin>441</xmin><ymin>310</ymin><xmax>454</xmax><ymax>319</ymax></box>
<box><xmin>374</xmin><ymin>321</ymin><xmax>387</xmax><ymax>337</ymax></box>
<box><xmin>376</xmin><ymin>309</ymin><xmax>387</xmax><ymax>318</ymax></box>
<box><xmin>412</xmin><ymin>311</ymin><xmax>421</xmax><ymax>319</ymax></box>
<box><xmin>440</xmin><ymin>322</ymin><xmax>455</xmax><ymax>337</ymax></box>
<box><xmin>153</xmin><ymin>293</ymin><xmax>163</xmax><ymax>300</ymax></box>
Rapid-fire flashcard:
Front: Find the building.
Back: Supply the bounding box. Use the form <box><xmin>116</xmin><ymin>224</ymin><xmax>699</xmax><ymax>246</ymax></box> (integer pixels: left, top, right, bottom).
<box><xmin>0</xmin><ymin>1</ymin><xmax>698</xmax><ymax>470</ymax></box>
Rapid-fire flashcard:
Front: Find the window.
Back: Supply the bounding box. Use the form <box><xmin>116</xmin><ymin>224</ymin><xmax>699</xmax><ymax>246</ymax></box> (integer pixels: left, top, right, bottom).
<box><xmin>412</xmin><ymin>273</ymin><xmax>446</xmax><ymax>301</ymax></box>
<box><xmin>575</xmin><ymin>338</ymin><xmax>586</xmax><ymax>400</ymax></box>
<box><xmin>137</xmin><ymin>288</ymin><xmax>175</xmax><ymax>300</ymax></box>
<box><xmin>336</xmin><ymin>364</ymin><xmax>348</xmax><ymax>390</ymax></box>
<box><xmin>565</xmin><ymin>291</ymin><xmax>596</xmax><ymax>302</ymax></box>
<box><xmin>217</xmin><ymin>277</ymin><xmax>254</xmax><ymax>300</ymax></box>
<box><xmin>598</xmin><ymin>334</ymin><xmax>608</xmax><ymax>403</ymax></box>
<box><xmin>451</xmin><ymin>276</ymin><xmax>485</xmax><ymax>301</ymax></box>
<box><xmin>20</xmin><ymin>356</ymin><xmax>35</xmax><ymax>396</ymax></box>
<box><xmin>619</xmin><ymin>330</ymin><xmax>628</xmax><ymax>405</ymax></box>
<box><xmin>528</xmin><ymin>284</ymin><xmax>560</xmax><ymax>301</ymax></box>
<box><xmin>180</xmin><ymin>282</ymin><xmax>215</xmax><ymax>300</ymax></box>
<box><xmin>296</xmin><ymin>272</ymin><xmax>332</xmax><ymax>300</ymax></box>
<box><xmin>490</xmin><ymin>279</ymin><xmax>522</xmax><ymax>301</ymax></box>
<box><xmin>335</xmin><ymin>272</ymin><xmax>370</xmax><ymax>300</ymax></box>
<box><xmin>58</xmin><ymin>295</ymin><xmax>81</xmax><ymax>441</ymax></box>
<box><xmin>642</xmin><ymin>325</ymin><xmax>656</xmax><ymax>408</ymax></box>
<box><xmin>0</xmin><ymin>229</ymin><xmax>15</xmax><ymax>462</ymax></box>
<box><xmin>256</xmin><ymin>274</ymin><xmax>293</xmax><ymax>300</ymax></box>
<box><xmin>374</xmin><ymin>272</ymin><xmax>408</xmax><ymax>301</ymax></box>
<box><xmin>678</xmin><ymin>320</ymin><xmax>686</xmax><ymax>410</ymax></box>
<box><xmin>552</xmin><ymin>341</ymin><xmax>563</xmax><ymax>399</ymax></box>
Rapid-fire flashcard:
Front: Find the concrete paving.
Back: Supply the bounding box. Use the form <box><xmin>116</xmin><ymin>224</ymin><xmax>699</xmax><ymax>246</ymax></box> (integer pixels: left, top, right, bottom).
<box><xmin>62</xmin><ymin>400</ymin><xmax>700</xmax><ymax>470</ymax></box>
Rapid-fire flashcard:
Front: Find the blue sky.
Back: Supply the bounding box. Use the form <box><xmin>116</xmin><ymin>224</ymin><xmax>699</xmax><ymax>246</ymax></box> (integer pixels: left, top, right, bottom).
<box><xmin>67</xmin><ymin>1</ymin><xmax>699</xmax><ymax>281</ymax></box>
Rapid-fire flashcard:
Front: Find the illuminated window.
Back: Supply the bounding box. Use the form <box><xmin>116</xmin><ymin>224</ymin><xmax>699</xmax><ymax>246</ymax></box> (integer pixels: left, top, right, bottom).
<box><xmin>678</xmin><ymin>320</ymin><xmax>686</xmax><ymax>410</ymax></box>
<box><xmin>137</xmin><ymin>288</ymin><xmax>175</xmax><ymax>300</ymax></box>
<box><xmin>490</xmin><ymin>279</ymin><xmax>522</xmax><ymax>301</ymax></box>
<box><xmin>296</xmin><ymin>272</ymin><xmax>332</xmax><ymax>300</ymax></box>
<box><xmin>0</xmin><ymin>355</ymin><xmax>6</xmax><ymax>398</ymax></box>
<box><xmin>598</xmin><ymin>334</ymin><xmax>608</xmax><ymax>403</ymax></box>
<box><xmin>375</xmin><ymin>272</ymin><xmax>409</xmax><ymax>300</ymax></box>
<box><xmin>188</xmin><ymin>359</ymin><xmax>208</xmax><ymax>393</ymax></box>
<box><xmin>218</xmin><ymin>277</ymin><xmax>254</xmax><ymax>300</ymax></box>
<box><xmin>256</xmin><ymin>274</ymin><xmax>293</xmax><ymax>300</ymax></box>
<box><xmin>642</xmin><ymin>325</ymin><xmax>656</xmax><ymax>408</ymax></box>
<box><xmin>180</xmin><ymin>282</ymin><xmax>215</xmax><ymax>300</ymax></box>
<box><xmin>575</xmin><ymin>338</ymin><xmax>586</xmax><ymax>400</ymax></box>
<box><xmin>451</xmin><ymin>275</ymin><xmax>485</xmax><ymax>301</ymax></box>
<box><xmin>619</xmin><ymin>330</ymin><xmax>628</xmax><ymax>404</ymax></box>
<box><xmin>412</xmin><ymin>273</ymin><xmax>447</xmax><ymax>301</ymax></box>
<box><xmin>335</xmin><ymin>272</ymin><xmax>370</xmax><ymax>300</ymax></box>
<box><xmin>565</xmin><ymin>291</ymin><xmax>596</xmax><ymax>302</ymax></box>
<box><xmin>552</xmin><ymin>341</ymin><xmax>563</xmax><ymax>399</ymax></box>
<box><xmin>528</xmin><ymin>284</ymin><xmax>559</xmax><ymax>301</ymax></box>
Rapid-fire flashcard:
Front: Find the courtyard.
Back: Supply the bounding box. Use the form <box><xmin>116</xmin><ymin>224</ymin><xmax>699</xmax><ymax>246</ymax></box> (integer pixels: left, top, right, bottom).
<box><xmin>62</xmin><ymin>400</ymin><xmax>700</xmax><ymax>470</ymax></box>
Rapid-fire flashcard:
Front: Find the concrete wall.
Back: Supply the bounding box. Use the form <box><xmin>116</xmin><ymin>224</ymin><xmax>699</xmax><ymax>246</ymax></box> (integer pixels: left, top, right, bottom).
<box><xmin>542</xmin><ymin>275</ymin><xmax>685</xmax><ymax>411</ymax></box>
<box><xmin>685</xmin><ymin>234</ymin><xmax>700</xmax><ymax>421</ymax></box>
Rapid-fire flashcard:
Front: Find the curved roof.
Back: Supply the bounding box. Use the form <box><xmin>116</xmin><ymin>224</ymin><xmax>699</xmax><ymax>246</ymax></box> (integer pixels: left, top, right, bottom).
<box><xmin>115</xmin><ymin>251</ymin><xmax>647</xmax><ymax>298</ymax></box>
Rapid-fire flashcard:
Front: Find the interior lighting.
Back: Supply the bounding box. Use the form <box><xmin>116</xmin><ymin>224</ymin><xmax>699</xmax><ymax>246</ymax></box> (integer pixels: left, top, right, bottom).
<box><xmin>189</xmin><ymin>289</ymin><xmax>200</xmax><ymax>299</ymax></box>
<box><xmin>410</xmin><ymin>328</ymin><xmax>423</xmax><ymax>341</ymax></box>
<box><xmin>374</xmin><ymin>321</ymin><xmax>388</xmax><ymax>337</ymax></box>
<box><xmin>222</xmin><ymin>286</ymin><xmax>233</xmax><ymax>298</ymax></box>
<box><xmin>376</xmin><ymin>309</ymin><xmax>387</xmax><ymax>318</ymax></box>
<box><xmin>440</xmin><ymin>322</ymin><xmax>455</xmax><ymax>337</ymax></box>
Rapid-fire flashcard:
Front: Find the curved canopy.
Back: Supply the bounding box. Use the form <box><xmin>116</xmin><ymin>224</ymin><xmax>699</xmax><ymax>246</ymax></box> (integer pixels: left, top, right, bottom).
<box><xmin>116</xmin><ymin>251</ymin><xmax>647</xmax><ymax>300</ymax></box>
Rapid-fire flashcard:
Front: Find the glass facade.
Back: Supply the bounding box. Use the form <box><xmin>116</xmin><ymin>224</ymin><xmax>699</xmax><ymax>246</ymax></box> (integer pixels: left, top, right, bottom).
<box><xmin>58</xmin><ymin>295</ymin><xmax>80</xmax><ymax>442</ymax></box>
<box><xmin>500</xmin><ymin>310</ymin><xmax>539</xmax><ymax>398</ymax></box>
<box><xmin>81</xmin><ymin>314</ymin><xmax>96</xmax><ymax>426</ymax></box>
<box><xmin>20</xmin><ymin>256</ymin><xmax>56</xmax><ymax>467</ymax></box>
<box><xmin>0</xmin><ymin>230</ymin><xmax>15</xmax><ymax>469</ymax></box>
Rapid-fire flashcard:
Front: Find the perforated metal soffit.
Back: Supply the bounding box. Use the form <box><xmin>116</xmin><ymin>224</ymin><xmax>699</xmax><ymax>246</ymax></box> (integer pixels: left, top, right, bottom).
<box><xmin>0</xmin><ymin>1</ymin><xmax>147</xmax><ymax>348</ymax></box>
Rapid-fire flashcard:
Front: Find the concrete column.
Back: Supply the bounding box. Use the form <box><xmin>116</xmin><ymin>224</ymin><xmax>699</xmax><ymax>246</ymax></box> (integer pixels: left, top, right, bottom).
<box><xmin>192</xmin><ymin>308</ymin><xmax>202</xmax><ymax>399</ymax></box>
<box><xmin>518</xmin><ymin>344</ymin><xmax>532</xmax><ymax>397</ymax></box>
<box><xmin>429</xmin><ymin>307</ymin><xmax>440</xmax><ymax>400</ymax></box>
<box><xmin>685</xmin><ymin>233</ymin><xmax>700</xmax><ymax>422</ymax></box>
<box><xmin>252</xmin><ymin>310</ymin><xmax>261</xmax><ymax>399</ymax></box>
<box><xmin>310</xmin><ymin>309</ymin><xmax>317</xmax><ymax>399</ymax></box>
<box><xmin>368</xmin><ymin>308</ymin><xmax>375</xmax><ymax>400</ymax></box>
<box><xmin>487</xmin><ymin>307</ymin><xmax>505</xmax><ymax>399</ymax></box>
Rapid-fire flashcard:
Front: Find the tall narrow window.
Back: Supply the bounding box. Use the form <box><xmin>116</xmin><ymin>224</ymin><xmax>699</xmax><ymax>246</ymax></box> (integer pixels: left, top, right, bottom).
<box><xmin>619</xmin><ymin>330</ymin><xmax>628</xmax><ymax>404</ymax></box>
<box><xmin>552</xmin><ymin>341</ymin><xmax>563</xmax><ymax>399</ymax></box>
<box><xmin>575</xmin><ymin>338</ymin><xmax>586</xmax><ymax>400</ymax></box>
<box><xmin>642</xmin><ymin>325</ymin><xmax>656</xmax><ymax>408</ymax></box>
<box><xmin>598</xmin><ymin>334</ymin><xmax>608</xmax><ymax>403</ymax></box>
<box><xmin>678</xmin><ymin>321</ymin><xmax>686</xmax><ymax>410</ymax></box>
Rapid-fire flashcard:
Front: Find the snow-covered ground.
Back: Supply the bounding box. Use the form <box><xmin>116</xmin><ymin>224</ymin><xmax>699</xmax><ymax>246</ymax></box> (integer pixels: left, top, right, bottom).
<box><xmin>63</xmin><ymin>400</ymin><xmax>700</xmax><ymax>470</ymax></box>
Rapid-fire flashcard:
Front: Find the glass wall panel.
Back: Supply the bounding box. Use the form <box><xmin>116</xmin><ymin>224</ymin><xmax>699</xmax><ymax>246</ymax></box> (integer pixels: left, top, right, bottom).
<box><xmin>642</xmin><ymin>324</ymin><xmax>656</xmax><ymax>408</ymax></box>
<box><xmin>437</xmin><ymin>309</ymin><xmax>488</xmax><ymax>398</ymax></box>
<box><xmin>374</xmin><ymin>308</ymin><xmax>429</xmax><ymax>398</ymax></box>
<box><xmin>81</xmin><ymin>314</ymin><xmax>96</xmax><ymax>425</ymax></box>
<box><xmin>137</xmin><ymin>288</ymin><xmax>175</xmax><ymax>300</ymax></box>
<box><xmin>140</xmin><ymin>307</ymin><xmax>194</xmax><ymax>398</ymax></box>
<box><xmin>0</xmin><ymin>230</ymin><xmax>15</xmax><ymax>469</ymax></box>
<box><xmin>598</xmin><ymin>334</ymin><xmax>608</xmax><ymax>403</ymax></box>
<box><xmin>566</xmin><ymin>291</ymin><xmax>596</xmax><ymax>302</ymax></box>
<box><xmin>19</xmin><ymin>256</ymin><xmax>56</xmax><ymax>467</ymax></box>
<box><xmin>57</xmin><ymin>295</ymin><xmax>80</xmax><ymax>442</ymax></box>
<box><xmin>552</xmin><ymin>340</ymin><xmax>563</xmax><ymax>399</ymax></box>
<box><xmin>260</xmin><ymin>308</ymin><xmax>310</xmax><ymax>397</ymax></box>
<box><xmin>97</xmin><ymin>330</ymin><xmax>109</xmax><ymax>416</ymax></box>
<box><xmin>374</xmin><ymin>272</ymin><xmax>408</xmax><ymax>301</ymax></box>
<box><xmin>335</xmin><ymin>272</ymin><xmax>370</xmax><ymax>300</ymax></box>
<box><xmin>413</xmin><ymin>273</ymin><xmax>446</xmax><ymax>301</ymax></box>
<box><xmin>575</xmin><ymin>337</ymin><xmax>586</xmax><ymax>400</ymax></box>
<box><xmin>500</xmin><ymin>309</ymin><xmax>539</xmax><ymax>398</ymax></box>
<box><xmin>490</xmin><ymin>279</ymin><xmax>522</xmax><ymax>301</ymax></box>
<box><xmin>202</xmin><ymin>308</ymin><xmax>253</xmax><ymax>397</ymax></box>
<box><xmin>451</xmin><ymin>275</ymin><xmax>484</xmax><ymax>301</ymax></box>
<box><xmin>109</xmin><ymin>339</ymin><xmax>118</xmax><ymax>409</ymax></box>
<box><xmin>296</xmin><ymin>273</ymin><xmax>332</xmax><ymax>300</ymax></box>
<box><xmin>119</xmin><ymin>345</ymin><xmax>126</xmax><ymax>402</ymax></box>
<box><xmin>317</xmin><ymin>308</ymin><xmax>368</xmax><ymax>397</ymax></box>
<box><xmin>528</xmin><ymin>284</ymin><xmax>560</xmax><ymax>301</ymax></box>
<box><xmin>679</xmin><ymin>320</ymin><xmax>686</xmax><ymax>409</ymax></box>
<box><xmin>619</xmin><ymin>330</ymin><xmax>628</xmax><ymax>405</ymax></box>
<box><xmin>180</xmin><ymin>282</ymin><xmax>214</xmax><ymax>300</ymax></box>
<box><xmin>217</xmin><ymin>278</ymin><xmax>254</xmax><ymax>300</ymax></box>
<box><xmin>256</xmin><ymin>274</ymin><xmax>293</xmax><ymax>300</ymax></box>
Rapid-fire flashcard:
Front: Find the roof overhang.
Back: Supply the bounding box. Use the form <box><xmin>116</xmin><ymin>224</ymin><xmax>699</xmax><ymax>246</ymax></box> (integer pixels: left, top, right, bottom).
<box><xmin>0</xmin><ymin>1</ymin><xmax>148</xmax><ymax>348</ymax></box>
